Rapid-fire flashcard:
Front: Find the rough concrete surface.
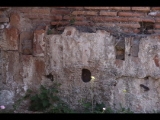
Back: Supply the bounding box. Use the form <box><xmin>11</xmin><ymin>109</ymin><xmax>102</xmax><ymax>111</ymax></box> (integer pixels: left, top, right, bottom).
<box><xmin>1</xmin><ymin>26</ymin><xmax>160</xmax><ymax>113</ymax></box>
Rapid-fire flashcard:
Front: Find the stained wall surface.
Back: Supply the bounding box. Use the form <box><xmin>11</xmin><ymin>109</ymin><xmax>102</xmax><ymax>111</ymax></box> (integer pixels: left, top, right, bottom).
<box><xmin>0</xmin><ymin>7</ymin><xmax>160</xmax><ymax>113</ymax></box>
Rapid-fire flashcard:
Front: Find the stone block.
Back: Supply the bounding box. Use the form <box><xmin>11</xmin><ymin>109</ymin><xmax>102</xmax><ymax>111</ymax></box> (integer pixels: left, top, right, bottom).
<box><xmin>1</xmin><ymin>51</ymin><xmax>22</xmax><ymax>84</ymax></box>
<box><xmin>22</xmin><ymin>55</ymin><xmax>45</xmax><ymax>90</ymax></box>
<box><xmin>33</xmin><ymin>29</ymin><xmax>45</xmax><ymax>57</ymax></box>
<box><xmin>20</xmin><ymin>32</ymin><xmax>33</xmax><ymax>55</ymax></box>
<box><xmin>10</xmin><ymin>13</ymin><xmax>20</xmax><ymax>28</ymax></box>
<box><xmin>1</xmin><ymin>28</ymin><xmax>19</xmax><ymax>50</ymax></box>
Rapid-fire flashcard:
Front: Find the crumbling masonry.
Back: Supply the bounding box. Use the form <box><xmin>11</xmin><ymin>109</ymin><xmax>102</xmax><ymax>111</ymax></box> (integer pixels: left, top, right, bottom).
<box><xmin>1</xmin><ymin>7</ymin><xmax>160</xmax><ymax>113</ymax></box>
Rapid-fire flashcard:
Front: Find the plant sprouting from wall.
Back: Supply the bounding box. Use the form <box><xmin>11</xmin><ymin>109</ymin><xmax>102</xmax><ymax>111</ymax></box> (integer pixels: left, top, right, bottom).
<box><xmin>13</xmin><ymin>82</ymin><xmax>74</xmax><ymax>113</ymax></box>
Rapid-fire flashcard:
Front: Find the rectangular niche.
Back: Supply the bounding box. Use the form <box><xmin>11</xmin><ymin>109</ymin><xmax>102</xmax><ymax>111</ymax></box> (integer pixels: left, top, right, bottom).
<box><xmin>115</xmin><ymin>38</ymin><xmax>125</xmax><ymax>60</ymax></box>
<box><xmin>130</xmin><ymin>38</ymin><xmax>140</xmax><ymax>57</ymax></box>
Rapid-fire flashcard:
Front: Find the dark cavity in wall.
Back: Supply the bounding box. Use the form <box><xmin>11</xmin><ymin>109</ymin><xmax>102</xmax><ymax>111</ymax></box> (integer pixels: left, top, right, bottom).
<box><xmin>44</xmin><ymin>73</ymin><xmax>54</xmax><ymax>81</ymax></box>
<box><xmin>81</xmin><ymin>69</ymin><xmax>91</xmax><ymax>83</ymax></box>
<box><xmin>47</xmin><ymin>25</ymin><xmax>64</xmax><ymax>35</ymax></box>
<box><xmin>138</xmin><ymin>22</ymin><xmax>154</xmax><ymax>34</ymax></box>
<box><xmin>115</xmin><ymin>38</ymin><xmax>125</xmax><ymax>60</ymax></box>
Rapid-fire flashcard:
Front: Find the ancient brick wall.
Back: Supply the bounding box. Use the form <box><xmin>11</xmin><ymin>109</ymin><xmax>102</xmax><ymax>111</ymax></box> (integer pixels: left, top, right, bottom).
<box><xmin>1</xmin><ymin>7</ymin><xmax>160</xmax><ymax>54</ymax></box>
<box><xmin>1</xmin><ymin>7</ymin><xmax>160</xmax><ymax>113</ymax></box>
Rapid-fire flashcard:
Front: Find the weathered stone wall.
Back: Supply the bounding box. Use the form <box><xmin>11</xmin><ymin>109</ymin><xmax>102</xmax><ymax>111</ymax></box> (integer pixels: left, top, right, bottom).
<box><xmin>44</xmin><ymin>27</ymin><xmax>160</xmax><ymax>113</ymax></box>
<box><xmin>0</xmin><ymin>7</ymin><xmax>160</xmax><ymax>113</ymax></box>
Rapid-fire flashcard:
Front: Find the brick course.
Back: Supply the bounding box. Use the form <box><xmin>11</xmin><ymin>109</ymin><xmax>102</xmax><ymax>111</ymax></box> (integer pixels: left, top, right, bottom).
<box><xmin>100</xmin><ymin>11</ymin><xmax>117</xmax><ymax>16</ymax></box>
<box><xmin>131</xmin><ymin>7</ymin><xmax>150</xmax><ymax>12</ymax></box>
<box><xmin>1</xmin><ymin>7</ymin><xmax>160</xmax><ymax>45</ymax></box>
<box><xmin>118</xmin><ymin>12</ymin><xmax>145</xmax><ymax>17</ymax></box>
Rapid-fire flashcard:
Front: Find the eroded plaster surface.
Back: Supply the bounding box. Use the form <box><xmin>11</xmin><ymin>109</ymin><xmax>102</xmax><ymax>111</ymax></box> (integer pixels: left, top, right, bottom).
<box><xmin>1</xmin><ymin>26</ymin><xmax>160</xmax><ymax>113</ymax></box>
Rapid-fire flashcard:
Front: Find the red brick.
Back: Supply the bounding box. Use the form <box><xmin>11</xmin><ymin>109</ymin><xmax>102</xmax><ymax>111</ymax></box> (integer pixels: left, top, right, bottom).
<box><xmin>34</xmin><ymin>59</ymin><xmax>45</xmax><ymax>84</ymax></box>
<box><xmin>74</xmin><ymin>21</ymin><xmax>90</xmax><ymax>26</ymax></box>
<box><xmin>75</xmin><ymin>16</ymin><xmax>86</xmax><ymax>21</ymax></box>
<box><xmin>141</xmin><ymin>17</ymin><xmax>155</xmax><ymax>23</ymax></box>
<box><xmin>122</xmin><ymin>29</ymin><xmax>132</xmax><ymax>34</ymax></box>
<box><xmin>131</xmin><ymin>7</ymin><xmax>150</xmax><ymax>11</ymax></box>
<box><xmin>128</xmin><ymin>17</ymin><xmax>142</xmax><ymax>22</ymax></box>
<box><xmin>128</xmin><ymin>17</ymin><xmax>155</xmax><ymax>23</ymax></box>
<box><xmin>91</xmin><ymin>16</ymin><xmax>129</xmax><ymax>22</ymax></box>
<box><xmin>32</xmin><ymin>20</ymin><xmax>50</xmax><ymax>26</ymax></box>
<box><xmin>84</xmin><ymin>7</ymin><xmax>131</xmax><ymax>10</ymax></box>
<box><xmin>51</xmin><ymin>9</ymin><xmax>70</xmax><ymax>15</ymax></box>
<box><xmin>51</xmin><ymin>21</ymin><xmax>69</xmax><ymax>26</ymax></box>
<box><xmin>155</xmin><ymin>17</ymin><xmax>160</xmax><ymax>23</ymax></box>
<box><xmin>0</xmin><ymin>7</ymin><xmax>10</xmax><ymax>9</ymax></box>
<box><xmin>10</xmin><ymin>13</ymin><xmax>20</xmax><ymax>28</ymax></box>
<box><xmin>32</xmin><ymin>8</ymin><xmax>50</xmax><ymax>14</ymax></box>
<box><xmin>38</xmin><ymin>15</ymin><xmax>51</xmax><ymax>19</ymax></box>
<box><xmin>33</xmin><ymin>29</ymin><xmax>45</xmax><ymax>57</ymax></box>
<box><xmin>112</xmin><ymin>17</ymin><xmax>129</xmax><ymax>22</ymax></box>
<box><xmin>128</xmin><ymin>29</ymin><xmax>138</xmax><ymax>33</ymax></box>
<box><xmin>4</xmin><ymin>28</ymin><xmax>19</xmax><ymax>50</ymax></box>
<box><xmin>133</xmin><ymin>28</ymin><xmax>140</xmax><ymax>33</ymax></box>
<box><xmin>116</xmin><ymin>23</ymin><xmax>140</xmax><ymax>29</ymax></box>
<box><xmin>72</xmin><ymin>11</ymin><xmax>98</xmax><ymax>16</ymax></box>
<box><xmin>95</xmin><ymin>23</ymin><xmax>116</xmax><ymax>27</ymax></box>
<box><xmin>63</xmin><ymin>15</ymin><xmax>72</xmax><ymax>20</ymax></box>
<box><xmin>151</xmin><ymin>7</ymin><xmax>160</xmax><ymax>10</ymax></box>
<box><xmin>154</xmin><ymin>24</ymin><xmax>160</xmax><ymax>29</ymax></box>
<box><xmin>72</xmin><ymin>11</ymin><xmax>85</xmax><ymax>15</ymax></box>
<box><xmin>50</xmin><ymin>15</ymin><xmax>62</xmax><ymax>21</ymax></box>
<box><xmin>37</xmin><ymin>14</ymin><xmax>62</xmax><ymax>20</ymax></box>
<box><xmin>118</xmin><ymin>11</ymin><xmax>145</xmax><ymax>17</ymax></box>
<box><xmin>63</xmin><ymin>15</ymin><xmax>85</xmax><ymax>21</ymax></box>
<box><xmin>110</xmin><ymin>7</ymin><xmax>131</xmax><ymax>10</ymax></box>
<box><xmin>100</xmin><ymin>11</ymin><xmax>117</xmax><ymax>16</ymax></box>
<box><xmin>34</xmin><ymin>59</ymin><xmax>45</xmax><ymax>77</ymax></box>
<box><xmin>85</xmin><ymin>11</ymin><xmax>98</xmax><ymax>15</ymax></box>
<box><xmin>84</xmin><ymin>7</ymin><xmax>110</xmax><ymax>10</ymax></box>
<box><xmin>147</xmin><ymin>29</ymin><xmax>155</xmax><ymax>34</ymax></box>
<box><xmin>24</xmin><ymin>14</ymin><xmax>39</xmax><ymax>19</ymax></box>
<box><xmin>0</xmin><ymin>17</ymin><xmax>9</xmax><ymax>22</ymax></box>
<box><xmin>17</xmin><ymin>7</ymin><xmax>32</xmax><ymax>13</ymax></box>
<box><xmin>0</xmin><ymin>7</ymin><xmax>10</xmax><ymax>11</ymax></box>
<box><xmin>67</xmin><ymin>7</ymin><xmax>84</xmax><ymax>10</ymax></box>
<box><xmin>54</xmin><ymin>7</ymin><xmax>66</xmax><ymax>8</ymax></box>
